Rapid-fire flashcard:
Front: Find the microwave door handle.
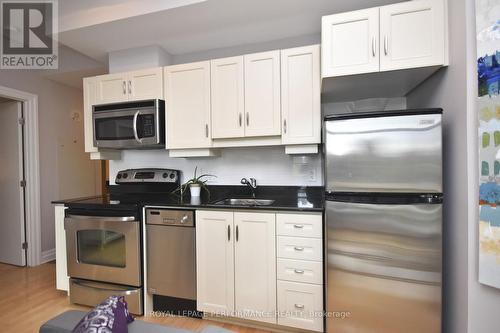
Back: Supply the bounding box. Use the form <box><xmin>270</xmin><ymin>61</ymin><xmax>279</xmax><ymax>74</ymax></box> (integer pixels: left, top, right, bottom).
<box><xmin>133</xmin><ymin>110</ymin><xmax>142</xmax><ymax>143</ymax></box>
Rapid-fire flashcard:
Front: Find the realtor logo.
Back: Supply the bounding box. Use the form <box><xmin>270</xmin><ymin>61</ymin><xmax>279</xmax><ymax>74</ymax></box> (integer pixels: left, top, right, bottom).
<box><xmin>1</xmin><ymin>0</ymin><xmax>58</xmax><ymax>69</ymax></box>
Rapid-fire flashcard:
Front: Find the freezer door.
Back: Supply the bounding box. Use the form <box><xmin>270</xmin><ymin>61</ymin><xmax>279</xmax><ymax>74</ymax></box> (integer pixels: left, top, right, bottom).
<box><xmin>325</xmin><ymin>113</ymin><xmax>442</xmax><ymax>192</ymax></box>
<box><xmin>325</xmin><ymin>200</ymin><xmax>442</xmax><ymax>333</ymax></box>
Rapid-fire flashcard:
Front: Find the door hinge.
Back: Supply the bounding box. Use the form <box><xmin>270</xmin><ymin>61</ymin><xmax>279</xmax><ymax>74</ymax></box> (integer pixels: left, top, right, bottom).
<box><xmin>18</xmin><ymin>118</ymin><xmax>25</xmax><ymax>126</ymax></box>
<box><xmin>22</xmin><ymin>242</ymin><xmax>28</xmax><ymax>250</ymax></box>
<box><xmin>20</xmin><ymin>180</ymin><xmax>26</xmax><ymax>187</ymax></box>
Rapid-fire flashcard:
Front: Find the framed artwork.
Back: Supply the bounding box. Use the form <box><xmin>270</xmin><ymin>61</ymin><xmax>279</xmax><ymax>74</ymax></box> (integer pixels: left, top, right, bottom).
<box><xmin>477</xmin><ymin>0</ymin><xmax>500</xmax><ymax>288</ymax></box>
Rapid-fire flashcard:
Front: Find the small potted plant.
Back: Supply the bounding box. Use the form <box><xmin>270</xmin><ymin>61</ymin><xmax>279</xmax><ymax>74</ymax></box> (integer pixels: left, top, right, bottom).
<box><xmin>177</xmin><ymin>167</ymin><xmax>215</xmax><ymax>197</ymax></box>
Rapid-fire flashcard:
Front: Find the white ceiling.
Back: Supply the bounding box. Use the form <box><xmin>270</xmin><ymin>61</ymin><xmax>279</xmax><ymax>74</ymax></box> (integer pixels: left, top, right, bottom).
<box><xmin>58</xmin><ymin>0</ymin><xmax>404</xmax><ymax>63</ymax></box>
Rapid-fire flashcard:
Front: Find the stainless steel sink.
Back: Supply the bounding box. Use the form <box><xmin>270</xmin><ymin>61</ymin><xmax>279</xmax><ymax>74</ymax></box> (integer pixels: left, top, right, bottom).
<box><xmin>214</xmin><ymin>198</ymin><xmax>275</xmax><ymax>206</ymax></box>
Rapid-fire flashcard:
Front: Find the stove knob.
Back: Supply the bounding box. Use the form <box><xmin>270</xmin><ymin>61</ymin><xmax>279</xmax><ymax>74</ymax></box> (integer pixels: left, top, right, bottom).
<box><xmin>117</xmin><ymin>174</ymin><xmax>122</xmax><ymax>180</ymax></box>
<box><xmin>162</xmin><ymin>173</ymin><xmax>168</xmax><ymax>178</ymax></box>
<box><xmin>123</xmin><ymin>173</ymin><xmax>128</xmax><ymax>179</ymax></box>
<box><xmin>169</xmin><ymin>173</ymin><xmax>176</xmax><ymax>179</ymax></box>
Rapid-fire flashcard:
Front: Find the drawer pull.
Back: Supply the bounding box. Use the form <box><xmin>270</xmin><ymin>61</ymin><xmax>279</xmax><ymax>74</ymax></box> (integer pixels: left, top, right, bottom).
<box><xmin>294</xmin><ymin>246</ymin><xmax>304</xmax><ymax>251</ymax></box>
<box><xmin>294</xmin><ymin>303</ymin><xmax>305</xmax><ymax>310</ymax></box>
<box><xmin>293</xmin><ymin>224</ymin><xmax>304</xmax><ymax>229</ymax></box>
<box><xmin>294</xmin><ymin>269</ymin><xmax>305</xmax><ymax>274</ymax></box>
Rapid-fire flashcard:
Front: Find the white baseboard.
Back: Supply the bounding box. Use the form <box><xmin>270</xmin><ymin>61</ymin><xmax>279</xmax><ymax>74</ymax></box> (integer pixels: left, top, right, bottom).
<box><xmin>41</xmin><ymin>248</ymin><xmax>55</xmax><ymax>264</ymax></box>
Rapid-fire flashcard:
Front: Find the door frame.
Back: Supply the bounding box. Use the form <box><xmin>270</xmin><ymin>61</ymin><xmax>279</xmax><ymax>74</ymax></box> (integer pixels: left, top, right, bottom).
<box><xmin>0</xmin><ymin>85</ymin><xmax>41</xmax><ymax>267</ymax></box>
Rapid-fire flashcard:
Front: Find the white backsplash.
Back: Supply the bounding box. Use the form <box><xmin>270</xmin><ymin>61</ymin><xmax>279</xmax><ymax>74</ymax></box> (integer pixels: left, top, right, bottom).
<box><xmin>109</xmin><ymin>146</ymin><xmax>323</xmax><ymax>186</ymax></box>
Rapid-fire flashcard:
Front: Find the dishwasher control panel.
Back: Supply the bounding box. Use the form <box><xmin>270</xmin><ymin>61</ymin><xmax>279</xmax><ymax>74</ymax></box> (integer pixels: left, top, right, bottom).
<box><xmin>145</xmin><ymin>209</ymin><xmax>194</xmax><ymax>227</ymax></box>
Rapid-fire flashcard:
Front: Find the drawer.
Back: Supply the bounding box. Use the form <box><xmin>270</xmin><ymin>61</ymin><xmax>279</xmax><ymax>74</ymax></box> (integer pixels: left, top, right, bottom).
<box><xmin>277</xmin><ymin>258</ymin><xmax>323</xmax><ymax>285</ymax></box>
<box><xmin>277</xmin><ymin>281</ymin><xmax>324</xmax><ymax>332</ymax></box>
<box><xmin>277</xmin><ymin>236</ymin><xmax>323</xmax><ymax>261</ymax></box>
<box><xmin>277</xmin><ymin>213</ymin><xmax>322</xmax><ymax>238</ymax></box>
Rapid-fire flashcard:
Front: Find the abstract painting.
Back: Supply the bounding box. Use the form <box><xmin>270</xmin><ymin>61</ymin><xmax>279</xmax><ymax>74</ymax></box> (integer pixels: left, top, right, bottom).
<box><xmin>477</xmin><ymin>0</ymin><xmax>500</xmax><ymax>288</ymax></box>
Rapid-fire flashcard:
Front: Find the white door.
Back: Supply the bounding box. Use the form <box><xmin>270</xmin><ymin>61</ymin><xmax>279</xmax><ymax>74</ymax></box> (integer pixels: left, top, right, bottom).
<box><xmin>380</xmin><ymin>0</ymin><xmax>445</xmax><ymax>71</ymax></box>
<box><xmin>196</xmin><ymin>210</ymin><xmax>235</xmax><ymax>314</ymax></box>
<box><xmin>244</xmin><ymin>51</ymin><xmax>281</xmax><ymax>137</ymax></box>
<box><xmin>321</xmin><ymin>8</ymin><xmax>380</xmax><ymax>77</ymax></box>
<box><xmin>165</xmin><ymin>62</ymin><xmax>212</xmax><ymax>149</ymax></box>
<box><xmin>0</xmin><ymin>100</ymin><xmax>25</xmax><ymax>266</ymax></box>
<box><xmin>281</xmin><ymin>45</ymin><xmax>321</xmax><ymax>145</ymax></box>
<box><xmin>234</xmin><ymin>212</ymin><xmax>276</xmax><ymax>324</ymax></box>
<box><xmin>211</xmin><ymin>56</ymin><xmax>245</xmax><ymax>139</ymax></box>
<box><xmin>94</xmin><ymin>73</ymin><xmax>128</xmax><ymax>104</ymax></box>
<box><xmin>128</xmin><ymin>67</ymin><xmax>163</xmax><ymax>101</ymax></box>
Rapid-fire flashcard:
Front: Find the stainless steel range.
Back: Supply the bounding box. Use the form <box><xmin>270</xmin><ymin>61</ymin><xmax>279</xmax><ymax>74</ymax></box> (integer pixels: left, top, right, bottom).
<box><xmin>64</xmin><ymin>168</ymin><xmax>180</xmax><ymax>315</ymax></box>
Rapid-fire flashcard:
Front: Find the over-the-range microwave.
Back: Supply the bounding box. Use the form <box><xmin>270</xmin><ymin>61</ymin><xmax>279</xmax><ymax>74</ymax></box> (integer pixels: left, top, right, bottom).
<box><xmin>93</xmin><ymin>99</ymin><xmax>165</xmax><ymax>149</ymax></box>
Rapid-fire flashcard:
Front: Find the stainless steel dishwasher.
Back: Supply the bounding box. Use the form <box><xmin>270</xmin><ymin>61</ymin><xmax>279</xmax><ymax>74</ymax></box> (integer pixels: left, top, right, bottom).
<box><xmin>146</xmin><ymin>208</ymin><xmax>196</xmax><ymax>306</ymax></box>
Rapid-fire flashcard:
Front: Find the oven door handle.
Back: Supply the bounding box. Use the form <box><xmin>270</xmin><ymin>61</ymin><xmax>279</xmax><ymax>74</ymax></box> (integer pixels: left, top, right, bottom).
<box><xmin>133</xmin><ymin>110</ymin><xmax>142</xmax><ymax>143</ymax></box>
<box><xmin>72</xmin><ymin>279</ymin><xmax>140</xmax><ymax>295</ymax></box>
<box><xmin>66</xmin><ymin>215</ymin><xmax>137</xmax><ymax>222</ymax></box>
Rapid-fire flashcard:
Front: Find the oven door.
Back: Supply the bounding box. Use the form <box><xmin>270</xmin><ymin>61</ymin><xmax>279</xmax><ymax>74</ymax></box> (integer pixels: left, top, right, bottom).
<box><xmin>93</xmin><ymin>107</ymin><xmax>161</xmax><ymax>149</ymax></box>
<box><xmin>65</xmin><ymin>215</ymin><xmax>141</xmax><ymax>287</ymax></box>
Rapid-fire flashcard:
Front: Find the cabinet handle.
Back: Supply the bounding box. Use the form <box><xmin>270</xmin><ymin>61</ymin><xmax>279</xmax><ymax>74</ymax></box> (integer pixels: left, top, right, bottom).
<box><xmin>236</xmin><ymin>225</ymin><xmax>239</xmax><ymax>242</ymax></box>
<box><xmin>205</xmin><ymin>124</ymin><xmax>209</xmax><ymax>138</ymax></box>
<box><xmin>294</xmin><ymin>304</ymin><xmax>305</xmax><ymax>310</ymax></box>
<box><xmin>246</xmin><ymin>113</ymin><xmax>249</xmax><ymax>126</ymax></box>
<box><xmin>372</xmin><ymin>36</ymin><xmax>376</xmax><ymax>57</ymax></box>
<box><xmin>384</xmin><ymin>35</ymin><xmax>388</xmax><ymax>56</ymax></box>
<box><xmin>122</xmin><ymin>81</ymin><xmax>126</xmax><ymax>95</ymax></box>
<box><xmin>294</xmin><ymin>269</ymin><xmax>305</xmax><ymax>274</ymax></box>
<box><xmin>239</xmin><ymin>113</ymin><xmax>242</xmax><ymax>127</ymax></box>
<box><xmin>294</xmin><ymin>246</ymin><xmax>304</xmax><ymax>251</ymax></box>
<box><xmin>283</xmin><ymin>119</ymin><xmax>287</xmax><ymax>134</ymax></box>
<box><xmin>128</xmin><ymin>80</ymin><xmax>132</xmax><ymax>94</ymax></box>
<box><xmin>227</xmin><ymin>225</ymin><xmax>231</xmax><ymax>241</ymax></box>
<box><xmin>293</xmin><ymin>224</ymin><xmax>304</xmax><ymax>229</ymax></box>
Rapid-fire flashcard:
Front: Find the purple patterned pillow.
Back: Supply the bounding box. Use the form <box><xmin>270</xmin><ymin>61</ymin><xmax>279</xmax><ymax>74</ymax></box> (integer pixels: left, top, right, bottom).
<box><xmin>72</xmin><ymin>296</ymin><xmax>134</xmax><ymax>333</ymax></box>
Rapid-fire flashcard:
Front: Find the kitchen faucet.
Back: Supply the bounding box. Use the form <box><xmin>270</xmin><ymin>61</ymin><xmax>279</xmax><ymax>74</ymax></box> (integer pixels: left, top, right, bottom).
<box><xmin>241</xmin><ymin>177</ymin><xmax>257</xmax><ymax>198</ymax></box>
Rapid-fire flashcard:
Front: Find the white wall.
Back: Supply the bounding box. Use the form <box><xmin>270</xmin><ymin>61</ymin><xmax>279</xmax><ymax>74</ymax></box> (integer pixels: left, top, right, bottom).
<box><xmin>109</xmin><ymin>146</ymin><xmax>322</xmax><ymax>186</ymax></box>
<box><xmin>0</xmin><ymin>70</ymin><xmax>100</xmax><ymax>253</ymax></box>
<box><xmin>108</xmin><ymin>45</ymin><xmax>172</xmax><ymax>73</ymax></box>
<box><xmin>406</xmin><ymin>0</ymin><xmax>470</xmax><ymax>332</ymax></box>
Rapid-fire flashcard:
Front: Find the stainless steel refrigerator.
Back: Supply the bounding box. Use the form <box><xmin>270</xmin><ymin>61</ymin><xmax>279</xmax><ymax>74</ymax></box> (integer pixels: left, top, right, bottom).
<box><xmin>325</xmin><ymin>110</ymin><xmax>443</xmax><ymax>333</ymax></box>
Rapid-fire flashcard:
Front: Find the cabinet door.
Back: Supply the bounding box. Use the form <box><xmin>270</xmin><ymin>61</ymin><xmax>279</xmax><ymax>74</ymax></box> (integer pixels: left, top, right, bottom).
<box><xmin>234</xmin><ymin>212</ymin><xmax>276</xmax><ymax>324</ymax></box>
<box><xmin>165</xmin><ymin>62</ymin><xmax>212</xmax><ymax>149</ymax></box>
<box><xmin>244</xmin><ymin>51</ymin><xmax>281</xmax><ymax>137</ymax></box>
<box><xmin>83</xmin><ymin>77</ymin><xmax>98</xmax><ymax>153</ymax></box>
<box><xmin>196</xmin><ymin>210</ymin><xmax>235</xmax><ymax>314</ymax></box>
<box><xmin>128</xmin><ymin>67</ymin><xmax>163</xmax><ymax>101</ymax></box>
<box><xmin>380</xmin><ymin>0</ymin><xmax>445</xmax><ymax>71</ymax></box>
<box><xmin>94</xmin><ymin>73</ymin><xmax>128</xmax><ymax>104</ymax></box>
<box><xmin>321</xmin><ymin>8</ymin><xmax>379</xmax><ymax>77</ymax></box>
<box><xmin>281</xmin><ymin>45</ymin><xmax>321</xmax><ymax>145</ymax></box>
<box><xmin>211</xmin><ymin>56</ymin><xmax>245</xmax><ymax>139</ymax></box>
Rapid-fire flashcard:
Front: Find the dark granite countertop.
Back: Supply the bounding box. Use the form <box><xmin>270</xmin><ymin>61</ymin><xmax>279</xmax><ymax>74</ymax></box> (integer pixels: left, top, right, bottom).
<box><xmin>52</xmin><ymin>185</ymin><xmax>325</xmax><ymax>212</ymax></box>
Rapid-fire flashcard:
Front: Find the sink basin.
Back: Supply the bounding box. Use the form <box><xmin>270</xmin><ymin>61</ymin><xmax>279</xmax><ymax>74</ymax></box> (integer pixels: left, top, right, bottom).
<box><xmin>215</xmin><ymin>198</ymin><xmax>275</xmax><ymax>206</ymax></box>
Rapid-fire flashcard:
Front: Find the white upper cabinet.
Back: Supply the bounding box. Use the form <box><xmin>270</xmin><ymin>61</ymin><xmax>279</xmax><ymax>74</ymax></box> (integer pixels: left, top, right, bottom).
<box><xmin>95</xmin><ymin>72</ymin><xmax>129</xmax><ymax>104</ymax></box>
<box><xmin>322</xmin><ymin>8</ymin><xmax>380</xmax><ymax>77</ymax></box>
<box><xmin>379</xmin><ymin>0</ymin><xmax>446</xmax><ymax>71</ymax></box>
<box><xmin>165</xmin><ymin>61</ymin><xmax>212</xmax><ymax>149</ymax></box>
<box><xmin>322</xmin><ymin>0</ymin><xmax>447</xmax><ymax>79</ymax></box>
<box><xmin>128</xmin><ymin>67</ymin><xmax>164</xmax><ymax>101</ymax></box>
<box><xmin>211</xmin><ymin>56</ymin><xmax>245</xmax><ymax>139</ymax></box>
<box><xmin>244</xmin><ymin>51</ymin><xmax>281</xmax><ymax>137</ymax></box>
<box><xmin>94</xmin><ymin>68</ymin><xmax>163</xmax><ymax>104</ymax></box>
<box><xmin>281</xmin><ymin>45</ymin><xmax>321</xmax><ymax>145</ymax></box>
<box><xmin>234</xmin><ymin>212</ymin><xmax>277</xmax><ymax>324</ymax></box>
<box><xmin>196</xmin><ymin>210</ymin><xmax>235</xmax><ymax>314</ymax></box>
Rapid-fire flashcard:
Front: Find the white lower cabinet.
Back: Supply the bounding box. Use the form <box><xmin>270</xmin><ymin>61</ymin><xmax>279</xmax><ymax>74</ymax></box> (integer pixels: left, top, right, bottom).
<box><xmin>234</xmin><ymin>212</ymin><xmax>276</xmax><ymax>324</ymax></box>
<box><xmin>196</xmin><ymin>210</ymin><xmax>276</xmax><ymax>324</ymax></box>
<box><xmin>196</xmin><ymin>210</ymin><xmax>235</xmax><ymax>314</ymax></box>
<box><xmin>276</xmin><ymin>213</ymin><xmax>324</xmax><ymax>332</ymax></box>
<box><xmin>277</xmin><ymin>281</ymin><xmax>324</xmax><ymax>332</ymax></box>
<box><xmin>196</xmin><ymin>210</ymin><xmax>323</xmax><ymax>331</ymax></box>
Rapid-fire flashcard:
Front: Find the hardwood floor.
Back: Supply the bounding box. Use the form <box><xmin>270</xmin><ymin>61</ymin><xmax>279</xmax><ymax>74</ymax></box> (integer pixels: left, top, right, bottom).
<box><xmin>0</xmin><ymin>262</ymin><xmax>271</xmax><ymax>333</ymax></box>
